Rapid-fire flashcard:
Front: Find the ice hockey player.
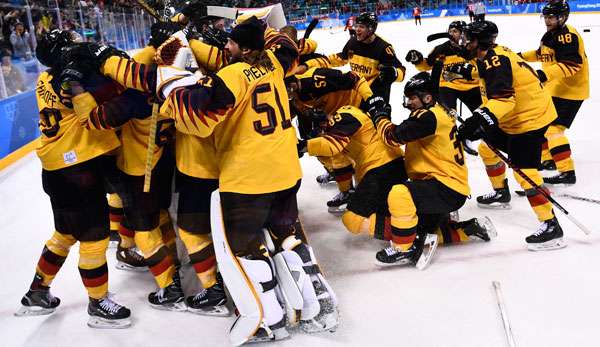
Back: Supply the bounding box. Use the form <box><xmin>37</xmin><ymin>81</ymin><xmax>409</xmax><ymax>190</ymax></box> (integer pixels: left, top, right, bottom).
<box><xmin>297</xmin><ymin>12</ymin><xmax>405</xmax><ymax>102</ymax></box>
<box><xmin>15</xmin><ymin>29</ymin><xmax>131</xmax><ymax>328</ymax></box>
<box><xmin>453</xmin><ymin>20</ymin><xmax>566</xmax><ymax>251</ymax></box>
<box><xmin>345</xmin><ymin>15</ymin><xmax>356</xmax><ymax>37</ymax></box>
<box><xmin>519</xmin><ymin>0</ymin><xmax>589</xmax><ymax>185</ymax></box>
<box><xmin>65</xmin><ymin>16</ymin><xmax>338</xmax><ymax>343</ymax></box>
<box><xmin>370</xmin><ymin>72</ymin><xmax>472</xmax><ymax>268</ymax></box>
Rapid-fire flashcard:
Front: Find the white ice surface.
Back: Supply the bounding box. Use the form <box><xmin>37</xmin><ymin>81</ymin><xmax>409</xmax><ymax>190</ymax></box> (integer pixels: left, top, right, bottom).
<box><xmin>2</xmin><ymin>13</ymin><xmax>600</xmax><ymax>347</ymax></box>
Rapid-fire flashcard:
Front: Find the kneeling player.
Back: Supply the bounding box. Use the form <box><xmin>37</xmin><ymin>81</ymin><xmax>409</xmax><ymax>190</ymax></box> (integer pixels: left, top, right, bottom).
<box><xmin>371</xmin><ymin>72</ymin><xmax>474</xmax><ymax>268</ymax></box>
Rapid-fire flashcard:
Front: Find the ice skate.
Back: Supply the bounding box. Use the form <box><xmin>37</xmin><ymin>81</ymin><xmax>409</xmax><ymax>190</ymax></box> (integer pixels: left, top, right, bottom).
<box><xmin>327</xmin><ymin>190</ymin><xmax>353</xmax><ymax>214</ymax></box>
<box><xmin>148</xmin><ymin>281</ymin><xmax>187</xmax><ymax>311</ymax></box>
<box><xmin>316</xmin><ymin>171</ymin><xmax>335</xmax><ymax>185</ymax></box>
<box><xmin>108</xmin><ymin>231</ymin><xmax>120</xmax><ymax>249</ymax></box>
<box><xmin>15</xmin><ymin>287</ymin><xmax>60</xmax><ymax>317</ymax></box>
<box><xmin>87</xmin><ymin>294</ymin><xmax>131</xmax><ymax>329</ymax></box>
<box><xmin>115</xmin><ymin>246</ymin><xmax>148</xmax><ymax>272</ymax></box>
<box><xmin>543</xmin><ymin>170</ymin><xmax>576</xmax><ymax>186</ymax></box>
<box><xmin>375</xmin><ymin>233</ymin><xmax>438</xmax><ymax>270</ymax></box>
<box><xmin>300</xmin><ymin>279</ymin><xmax>340</xmax><ymax>333</ymax></box>
<box><xmin>245</xmin><ymin>319</ymin><xmax>290</xmax><ymax>343</ymax></box>
<box><xmin>463</xmin><ymin>217</ymin><xmax>497</xmax><ymax>241</ymax></box>
<box><xmin>477</xmin><ymin>179</ymin><xmax>511</xmax><ymax>209</ymax></box>
<box><xmin>526</xmin><ymin>217</ymin><xmax>567</xmax><ymax>251</ymax></box>
<box><xmin>186</xmin><ymin>280</ymin><xmax>231</xmax><ymax>317</ymax></box>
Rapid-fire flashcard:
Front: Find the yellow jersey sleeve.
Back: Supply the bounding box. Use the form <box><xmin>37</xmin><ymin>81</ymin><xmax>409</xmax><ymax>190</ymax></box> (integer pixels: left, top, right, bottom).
<box><xmin>189</xmin><ymin>39</ymin><xmax>228</xmax><ymax>72</ymax></box>
<box><xmin>307</xmin><ymin>111</ymin><xmax>362</xmax><ymax>157</ymax></box>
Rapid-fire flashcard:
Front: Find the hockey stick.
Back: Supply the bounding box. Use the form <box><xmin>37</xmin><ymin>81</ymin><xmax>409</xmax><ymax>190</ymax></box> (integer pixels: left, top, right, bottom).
<box><xmin>516</xmin><ymin>190</ymin><xmax>600</xmax><ymax>205</ymax></box>
<box><xmin>304</xmin><ymin>18</ymin><xmax>319</xmax><ymax>39</ymax></box>
<box><xmin>445</xmin><ymin>105</ymin><xmax>592</xmax><ymax>235</ymax></box>
<box><xmin>132</xmin><ymin>0</ymin><xmax>163</xmax><ymax>21</ymax></box>
<box><xmin>143</xmin><ymin>103</ymin><xmax>159</xmax><ymax>192</ymax></box>
<box><xmin>427</xmin><ymin>32</ymin><xmax>451</xmax><ymax>42</ymax></box>
<box><xmin>492</xmin><ymin>281</ymin><xmax>516</xmax><ymax>347</ymax></box>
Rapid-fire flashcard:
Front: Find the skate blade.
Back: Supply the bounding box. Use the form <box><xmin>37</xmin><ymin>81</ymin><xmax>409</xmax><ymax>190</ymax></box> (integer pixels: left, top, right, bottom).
<box><xmin>87</xmin><ymin>316</ymin><xmax>131</xmax><ymax>329</ymax></box>
<box><xmin>327</xmin><ymin>205</ymin><xmax>347</xmax><ymax>215</ymax></box>
<box><xmin>108</xmin><ymin>240</ymin><xmax>119</xmax><ymax>249</ymax></box>
<box><xmin>246</xmin><ymin>328</ymin><xmax>291</xmax><ymax>344</ymax></box>
<box><xmin>416</xmin><ymin>234</ymin><xmax>439</xmax><ymax>271</ymax></box>
<box><xmin>374</xmin><ymin>258</ymin><xmax>413</xmax><ymax>268</ymax></box>
<box><xmin>527</xmin><ymin>237</ymin><xmax>568</xmax><ymax>252</ymax></box>
<box><xmin>300</xmin><ymin>308</ymin><xmax>340</xmax><ymax>334</ymax></box>
<box><xmin>187</xmin><ymin>305</ymin><xmax>231</xmax><ymax>317</ymax></box>
<box><xmin>480</xmin><ymin>216</ymin><xmax>498</xmax><ymax>240</ymax></box>
<box><xmin>149</xmin><ymin>300</ymin><xmax>187</xmax><ymax>312</ymax></box>
<box><xmin>14</xmin><ymin>305</ymin><xmax>56</xmax><ymax>317</ymax></box>
<box><xmin>477</xmin><ymin>202</ymin><xmax>511</xmax><ymax>210</ymax></box>
<box><xmin>543</xmin><ymin>182</ymin><xmax>575</xmax><ymax>188</ymax></box>
<box><xmin>115</xmin><ymin>262</ymin><xmax>149</xmax><ymax>272</ymax></box>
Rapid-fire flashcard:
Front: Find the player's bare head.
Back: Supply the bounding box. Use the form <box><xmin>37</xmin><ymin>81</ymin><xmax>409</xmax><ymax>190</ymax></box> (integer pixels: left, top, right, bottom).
<box><xmin>403</xmin><ymin>72</ymin><xmax>436</xmax><ymax>110</ymax></box>
<box><xmin>355</xmin><ymin>12</ymin><xmax>378</xmax><ymax>41</ymax></box>
<box><xmin>448</xmin><ymin>20</ymin><xmax>466</xmax><ymax>43</ymax></box>
<box><xmin>542</xmin><ymin>0</ymin><xmax>570</xmax><ymax>31</ymax></box>
<box><xmin>227</xmin><ymin>16</ymin><xmax>266</xmax><ymax>62</ymax></box>
<box><xmin>460</xmin><ymin>20</ymin><xmax>498</xmax><ymax>59</ymax></box>
<box><xmin>280</xmin><ymin>25</ymin><xmax>298</xmax><ymax>43</ymax></box>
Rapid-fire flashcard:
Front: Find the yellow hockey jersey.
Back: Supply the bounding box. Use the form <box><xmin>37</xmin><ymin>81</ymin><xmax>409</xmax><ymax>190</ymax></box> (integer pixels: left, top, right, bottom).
<box><xmin>376</xmin><ymin>104</ymin><xmax>469</xmax><ymax>196</ymax></box>
<box><xmin>307</xmin><ymin>105</ymin><xmax>402</xmax><ymax>182</ymax></box>
<box><xmin>477</xmin><ymin>45</ymin><xmax>556</xmax><ymax>134</ymax></box>
<box><xmin>520</xmin><ymin>24</ymin><xmax>589</xmax><ymax>101</ymax></box>
<box><xmin>36</xmin><ymin>71</ymin><xmax>120</xmax><ymax>171</ymax></box>
<box><xmin>415</xmin><ymin>40</ymin><xmax>479</xmax><ymax>91</ymax></box>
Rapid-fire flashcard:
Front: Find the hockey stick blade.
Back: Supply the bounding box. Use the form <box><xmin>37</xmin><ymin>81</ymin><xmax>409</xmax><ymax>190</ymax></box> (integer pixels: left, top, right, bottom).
<box><xmin>304</xmin><ymin>19</ymin><xmax>319</xmax><ymax>39</ymax></box>
<box><xmin>492</xmin><ymin>281</ymin><xmax>516</xmax><ymax>347</ymax></box>
<box><xmin>427</xmin><ymin>32</ymin><xmax>451</xmax><ymax>42</ymax></box>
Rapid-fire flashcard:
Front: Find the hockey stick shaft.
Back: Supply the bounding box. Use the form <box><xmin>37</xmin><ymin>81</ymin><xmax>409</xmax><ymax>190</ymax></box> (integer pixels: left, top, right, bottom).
<box><xmin>304</xmin><ymin>18</ymin><xmax>319</xmax><ymax>39</ymax></box>
<box><xmin>132</xmin><ymin>0</ymin><xmax>163</xmax><ymax>21</ymax></box>
<box><xmin>557</xmin><ymin>193</ymin><xmax>600</xmax><ymax>205</ymax></box>
<box><xmin>143</xmin><ymin>103</ymin><xmax>160</xmax><ymax>193</ymax></box>
<box><xmin>492</xmin><ymin>281</ymin><xmax>516</xmax><ymax>347</ymax></box>
<box><xmin>427</xmin><ymin>32</ymin><xmax>451</xmax><ymax>42</ymax></box>
<box><xmin>449</xmin><ymin>110</ymin><xmax>592</xmax><ymax>235</ymax></box>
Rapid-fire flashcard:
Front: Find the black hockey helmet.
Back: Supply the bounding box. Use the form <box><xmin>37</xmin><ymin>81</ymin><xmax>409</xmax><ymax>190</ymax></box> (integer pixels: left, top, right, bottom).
<box><xmin>36</xmin><ymin>29</ymin><xmax>74</xmax><ymax>68</ymax></box>
<box><xmin>542</xmin><ymin>0</ymin><xmax>570</xmax><ymax>23</ymax></box>
<box><xmin>356</xmin><ymin>12</ymin><xmax>378</xmax><ymax>31</ymax></box>
<box><xmin>463</xmin><ymin>20</ymin><xmax>498</xmax><ymax>50</ymax></box>
<box><xmin>449</xmin><ymin>20</ymin><xmax>467</xmax><ymax>32</ymax></box>
<box><xmin>403</xmin><ymin>72</ymin><xmax>436</xmax><ymax>108</ymax></box>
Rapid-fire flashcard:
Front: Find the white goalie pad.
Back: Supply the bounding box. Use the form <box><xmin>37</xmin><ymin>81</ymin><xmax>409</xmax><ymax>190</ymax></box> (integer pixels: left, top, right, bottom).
<box><xmin>235</xmin><ymin>3</ymin><xmax>287</xmax><ymax>29</ymax></box>
<box><xmin>156</xmin><ymin>67</ymin><xmax>202</xmax><ymax>100</ymax></box>
<box><xmin>207</xmin><ymin>6</ymin><xmax>238</xmax><ymax>20</ymax></box>
<box><xmin>211</xmin><ymin>190</ymin><xmax>262</xmax><ymax>346</ymax></box>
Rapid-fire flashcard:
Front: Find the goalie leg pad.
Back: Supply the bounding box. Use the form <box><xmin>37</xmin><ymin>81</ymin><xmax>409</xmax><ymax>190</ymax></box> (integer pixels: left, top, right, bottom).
<box><xmin>278</xmin><ymin>250</ymin><xmax>319</xmax><ymax>320</ymax></box>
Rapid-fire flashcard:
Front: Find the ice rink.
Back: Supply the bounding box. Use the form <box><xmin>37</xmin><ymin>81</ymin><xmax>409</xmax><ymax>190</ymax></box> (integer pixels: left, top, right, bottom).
<box><xmin>1</xmin><ymin>13</ymin><xmax>599</xmax><ymax>347</ymax></box>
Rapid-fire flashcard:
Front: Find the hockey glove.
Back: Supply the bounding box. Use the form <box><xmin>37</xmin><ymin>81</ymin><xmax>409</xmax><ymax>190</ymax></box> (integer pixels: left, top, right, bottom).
<box><xmin>405</xmin><ymin>49</ymin><xmax>423</xmax><ymax>64</ymax></box>
<box><xmin>443</xmin><ymin>62</ymin><xmax>474</xmax><ymax>81</ymax></box>
<box><xmin>457</xmin><ymin>107</ymin><xmax>497</xmax><ymax>141</ymax></box>
<box><xmin>378</xmin><ymin>65</ymin><xmax>398</xmax><ymax>84</ymax></box>
<box><xmin>149</xmin><ymin>21</ymin><xmax>183</xmax><ymax>49</ymax></box>
<box><xmin>62</xmin><ymin>42</ymin><xmax>128</xmax><ymax>71</ymax></box>
<box><xmin>536</xmin><ymin>69</ymin><xmax>548</xmax><ymax>83</ymax></box>
<box><xmin>202</xmin><ymin>26</ymin><xmax>230</xmax><ymax>50</ymax></box>
<box><xmin>59</xmin><ymin>61</ymin><xmax>86</xmax><ymax>90</ymax></box>
<box><xmin>364</xmin><ymin>95</ymin><xmax>391</xmax><ymax>127</ymax></box>
<box><xmin>297</xmin><ymin>139</ymin><xmax>308</xmax><ymax>158</ymax></box>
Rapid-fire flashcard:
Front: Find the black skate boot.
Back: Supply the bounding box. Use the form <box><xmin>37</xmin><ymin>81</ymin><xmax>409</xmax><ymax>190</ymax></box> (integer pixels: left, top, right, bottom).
<box><xmin>186</xmin><ymin>276</ymin><xmax>230</xmax><ymax>317</ymax></box>
<box><xmin>477</xmin><ymin>179</ymin><xmax>511</xmax><ymax>209</ymax></box>
<box><xmin>15</xmin><ymin>286</ymin><xmax>61</xmax><ymax>317</ymax></box>
<box><xmin>327</xmin><ymin>189</ymin><xmax>353</xmax><ymax>214</ymax></box>
<box><xmin>539</xmin><ymin>160</ymin><xmax>556</xmax><ymax>171</ymax></box>
<box><xmin>543</xmin><ymin>170</ymin><xmax>576</xmax><ymax>186</ymax></box>
<box><xmin>316</xmin><ymin>171</ymin><xmax>335</xmax><ymax>185</ymax></box>
<box><xmin>148</xmin><ymin>281</ymin><xmax>186</xmax><ymax>311</ymax></box>
<box><xmin>115</xmin><ymin>246</ymin><xmax>148</xmax><ymax>272</ymax></box>
<box><xmin>247</xmin><ymin>318</ymin><xmax>290</xmax><ymax>343</ymax></box>
<box><xmin>461</xmin><ymin>217</ymin><xmax>497</xmax><ymax>241</ymax></box>
<box><xmin>375</xmin><ymin>233</ymin><xmax>438</xmax><ymax>270</ymax></box>
<box><xmin>525</xmin><ymin>217</ymin><xmax>567</xmax><ymax>251</ymax></box>
<box><xmin>87</xmin><ymin>294</ymin><xmax>132</xmax><ymax>329</ymax></box>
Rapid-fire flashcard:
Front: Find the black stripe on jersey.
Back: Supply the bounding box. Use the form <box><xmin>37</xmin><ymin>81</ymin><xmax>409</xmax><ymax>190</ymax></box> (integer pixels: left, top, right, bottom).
<box><xmin>328</xmin><ymin>112</ymin><xmax>362</xmax><ymax>137</ymax></box>
<box><xmin>393</xmin><ymin>109</ymin><xmax>437</xmax><ymax>143</ymax></box>
<box><xmin>477</xmin><ymin>51</ymin><xmax>515</xmax><ymax>100</ymax></box>
<box><xmin>426</xmin><ymin>40</ymin><xmax>461</xmax><ymax>66</ymax></box>
<box><xmin>298</xmin><ymin>69</ymin><xmax>359</xmax><ymax>100</ymax></box>
<box><xmin>340</xmin><ymin>36</ymin><xmax>403</xmax><ymax>68</ymax></box>
<box><xmin>542</xmin><ymin>27</ymin><xmax>583</xmax><ymax>65</ymax></box>
<box><xmin>267</xmin><ymin>33</ymin><xmax>299</xmax><ymax>74</ymax></box>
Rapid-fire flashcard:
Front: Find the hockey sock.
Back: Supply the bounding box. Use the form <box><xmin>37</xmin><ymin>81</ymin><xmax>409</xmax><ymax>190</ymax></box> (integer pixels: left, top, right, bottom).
<box><xmin>333</xmin><ymin>164</ymin><xmax>354</xmax><ymax>193</ymax></box>
<box><xmin>32</xmin><ymin>231</ymin><xmax>76</xmax><ymax>288</ymax></box>
<box><xmin>479</xmin><ymin>142</ymin><xmax>506</xmax><ymax>189</ymax></box>
<box><xmin>541</xmin><ymin>141</ymin><xmax>552</xmax><ymax>163</ymax></box>
<box><xmin>159</xmin><ymin>210</ymin><xmax>180</xmax><ymax>267</ymax></box>
<box><xmin>178</xmin><ymin>227</ymin><xmax>217</xmax><ymax>289</ymax></box>
<box><xmin>78</xmin><ymin>238</ymin><xmax>110</xmax><ymax>300</ymax></box>
<box><xmin>135</xmin><ymin>228</ymin><xmax>175</xmax><ymax>288</ymax></box>
<box><xmin>546</xmin><ymin>125</ymin><xmax>574</xmax><ymax>173</ymax></box>
<box><xmin>118</xmin><ymin>223</ymin><xmax>136</xmax><ymax>249</ymax></box>
<box><xmin>437</xmin><ymin>222</ymin><xmax>470</xmax><ymax>245</ymax></box>
<box><xmin>108</xmin><ymin>193</ymin><xmax>124</xmax><ymax>243</ymax></box>
<box><xmin>514</xmin><ymin>169</ymin><xmax>554</xmax><ymax>221</ymax></box>
<box><xmin>388</xmin><ymin>185</ymin><xmax>417</xmax><ymax>250</ymax></box>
